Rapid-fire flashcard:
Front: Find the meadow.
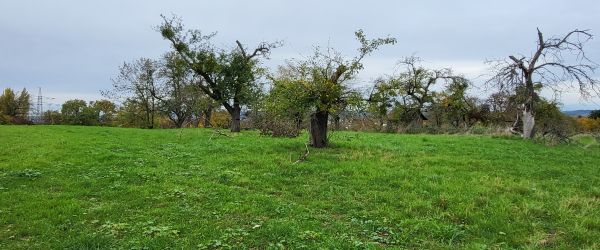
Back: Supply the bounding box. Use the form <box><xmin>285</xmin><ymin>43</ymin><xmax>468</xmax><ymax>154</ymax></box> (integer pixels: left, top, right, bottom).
<box><xmin>0</xmin><ymin>126</ymin><xmax>598</xmax><ymax>249</ymax></box>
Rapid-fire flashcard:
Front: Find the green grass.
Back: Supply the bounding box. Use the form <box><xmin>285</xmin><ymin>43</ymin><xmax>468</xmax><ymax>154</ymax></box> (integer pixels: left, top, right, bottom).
<box><xmin>0</xmin><ymin>126</ymin><xmax>598</xmax><ymax>249</ymax></box>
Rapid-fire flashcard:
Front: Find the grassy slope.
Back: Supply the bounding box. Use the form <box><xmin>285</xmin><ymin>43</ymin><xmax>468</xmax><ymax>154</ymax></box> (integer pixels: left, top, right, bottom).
<box><xmin>0</xmin><ymin>126</ymin><xmax>598</xmax><ymax>249</ymax></box>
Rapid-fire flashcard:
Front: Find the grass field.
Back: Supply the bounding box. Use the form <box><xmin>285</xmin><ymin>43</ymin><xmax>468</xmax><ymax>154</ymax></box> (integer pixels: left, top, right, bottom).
<box><xmin>0</xmin><ymin>126</ymin><xmax>599</xmax><ymax>249</ymax></box>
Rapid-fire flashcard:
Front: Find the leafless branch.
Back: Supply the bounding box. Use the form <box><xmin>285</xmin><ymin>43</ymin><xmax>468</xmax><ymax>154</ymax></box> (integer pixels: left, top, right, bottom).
<box><xmin>292</xmin><ymin>143</ymin><xmax>310</xmax><ymax>164</ymax></box>
<box><xmin>487</xmin><ymin>28</ymin><xmax>598</xmax><ymax>98</ymax></box>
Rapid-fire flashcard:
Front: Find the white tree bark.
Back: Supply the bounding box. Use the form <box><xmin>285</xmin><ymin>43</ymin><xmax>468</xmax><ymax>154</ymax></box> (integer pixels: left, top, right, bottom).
<box><xmin>522</xmin><ymin>110</ymin><xmax>535</xmax><ymax>139</ymax></box>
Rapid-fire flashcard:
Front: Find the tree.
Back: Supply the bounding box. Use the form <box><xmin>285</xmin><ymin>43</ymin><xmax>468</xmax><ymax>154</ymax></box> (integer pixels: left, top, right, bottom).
<box><xmin>114</xmin><ymin>98</ymin><xmax>148</xmax><ymax>128</ymax></box>
<box><xmin>42</xmin><ymin>110</ymin><xmax>62</xmax><ymax>125</ymax></box>
<box><xmin>535</xmin><ymin>99</ymin><xmax>577</xmax><ymax>142</ymax></box>
<box><xmin>91</xmin><ymin>99</ymin><xmax>117</xmax><ymax>126</ymax></box>
<box><xmin>485</xmin><ymin>90</ymin><xmax>514</xmax><ymax>124</ymax></box>
<box><xmin>189</xmin><ymin>88</ymin><xmax>217</xmax><ymax>128</ymax></box>
<box><xmin>260</xmin><ymin>69</ymin><xmax>313</xmax><ymax>137</ymax></box>
<box><xmin>376</xmin><ymin>57</ymin><xmax>467</xmax><ymax>129</ymax></box>
<box><xmin>577</xmin><ymin>116</ymin><xmax>600</xmax><ymax>132</ymax></box>
<box><xmin>270</xmin><ymin>30</ymin><xmax>395</xmax><ymax>147</ymax></box>
<box><xmin>105</xmin><ymin>58</ymin><xmax>159</xmax><ymax>129</ymax></box>
<box><xmin>368</xmin><ymin>79</ymin><xmax>397</xmax><ymax>131</ymax></box>
<box><xmin>487</xmin><ymin>28</ymin><xmax>598</xmax><ymax>139</ymax></box>
<box><xmin>61</xmin><ymin>99</ymin><xmax>93</xmax><ymax>125</ymax></box>
<box><xmin>158</xmin><ymin>15</ymin><xmax>278</xmax><ymax>132</ymax></box>
<box><xmin>589</xmin><ymin>110</ymin><xmax>600</xmax><ymax>119</ymax></box>
<box><xmin>0</xmin><ymin>88</ymin><xmax>30</xmax><ymax>124</ymax></box>
<box><xmin>154</xmin><ymin>52</ymin><xmax>197</xmax><ymax>128</ymax></box>
<box><xmin>436</xmin><ymin>77</ymin><xmax>479</xmax><ymax>128</ymax></box>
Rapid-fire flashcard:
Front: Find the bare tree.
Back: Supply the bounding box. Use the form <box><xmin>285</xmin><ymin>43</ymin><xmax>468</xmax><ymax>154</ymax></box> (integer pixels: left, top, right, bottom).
<box><xmin>487</xmin><ymin>28</ymin><xmax>598</xmax><ymax>139</ymax></box>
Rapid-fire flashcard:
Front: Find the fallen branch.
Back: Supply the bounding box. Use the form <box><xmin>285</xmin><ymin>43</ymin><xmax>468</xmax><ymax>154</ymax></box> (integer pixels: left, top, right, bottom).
<box><xmin>209</xmin><ymin>128</ymin><xmax>231</xmax><ymax>140</ymax></box>
<box><xmin>292</xmin><ymin>143</ymin><xmax>310</xmax><ymax>164</ymax></box>
<box><xmin>205</xmin><ymin>120</ymin><xmax>231</xmax><ymax>140</ymax></box>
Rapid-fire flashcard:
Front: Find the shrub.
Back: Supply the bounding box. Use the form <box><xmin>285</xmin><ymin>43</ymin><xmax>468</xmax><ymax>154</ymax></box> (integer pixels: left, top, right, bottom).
<box><xmin>577</xmin><ymin>117</ymin><xmax>600</xmax><ymax>132</ymax></box>
<box><xmin>259</xmin><ymin>115</ymin><xmax>301</xmax><ymax>137</ymax></box>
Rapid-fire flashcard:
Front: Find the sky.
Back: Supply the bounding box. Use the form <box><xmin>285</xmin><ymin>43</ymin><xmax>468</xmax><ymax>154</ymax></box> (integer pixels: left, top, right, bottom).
<box><xmin>1</xmin><ymin>0</ymin><xmax>599</xmax><ymax>111</ymax></box>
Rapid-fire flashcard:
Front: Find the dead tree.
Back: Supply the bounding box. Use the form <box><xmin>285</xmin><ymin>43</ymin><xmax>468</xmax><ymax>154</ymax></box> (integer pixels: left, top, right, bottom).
<box><xmin>487</xmin><ymin>28</ymin><xmax>598</xmax><ymax>139</ymax></box>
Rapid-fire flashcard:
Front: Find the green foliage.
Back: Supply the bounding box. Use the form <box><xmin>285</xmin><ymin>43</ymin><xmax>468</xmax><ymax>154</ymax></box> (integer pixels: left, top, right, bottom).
<box><xmin>258</xmin><ymin>72</ymin><xmax>312</xmax><ymax>136</ymax></box>
<box><xmin>45</xmin><ymin>99</ymin><xmax>116</xmax><ymax>126</ymax></box>
<box><xmin>61</xmin><ymin>99</ymin><xmax>91</xmax><ymax>125</ymax></box>
<box><xmin>0</xmin><ymin>126</ymin><xmax>598</xmax><ymax>248</ymax></box>
<box><xmin>291</xmin><ymin>30</ymin><xmax>395</xmax><ymax>115</ymax></box>
<box><xmin>61</xmin><ymin>99</ymin><xmax>117</xmax><ymax>126</ymax></box>
<box><xmin>263</xmin><ymin>30</ymin><xmax>395</xmax><ymax>144</ymax></box>
<box><xmin>91</xmin><ymin>100</ymin><xmax>117</xmax><ymax>126</ymax></box>
<box><xmin>370</xmin><ymin>58</ymin><xmax>475</xmax><ymax>130</ymax></box>
<box><xmin>158</xmin><ymin>15</ymin><xmax>276</xmax><ymax>130</ymax></box>
<box><xmin>534</xmin><ymin>99</ymin><xmax>578</xmax><ymax>143</ymax></box>
<box><xmin>482</xmin><ymin>85</ymin><xmax>578</xmax><ymax>141</ymax></box>
<box><xmin>433</xmin><ymin>78</ymin><xmax>483</xmax><ymax>128</ymax></box>
<box><xmin>106</xmin><ymin>58</ymin><xmax>160</xmax><ymax>128</ymax></box>
<box><xmin>367</xmin><ymin>79</ymin><xmax>397</xmax><ymax>130</ymax></box>
<box><xmin>156</xmin><ymin>52</ymin><xmax>203</xmax><ymax>128</ymax></box>
<box><xmin>589</xmin><ymin>110</ymin><xmax>600</xmax><ymax>119</ymax></box>
<box><xmin>115</xmin><ymin>99</ymin><xmax>154</xmax><ymax>128</ymax></box>
<box><xmin>42</xmin><ymin>110</ymin><xmax>62</xmax><ymax>125</ymax></box>
<box><xmin>0</xmin><ymin>88</ymin><xmax>30</xmax><ymax>124</ymax></box>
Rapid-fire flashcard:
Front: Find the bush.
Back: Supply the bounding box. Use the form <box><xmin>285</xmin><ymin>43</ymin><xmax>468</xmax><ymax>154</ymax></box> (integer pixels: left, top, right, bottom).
<box><xmin>259</xmin><ymin>115</ymin><xmax>301</xmax><ymax>137</ymax></box>
<box><xmin>210</xmin><ymin>111</ymin><xmax>231</xmax><ymax>129</ymax></box>
<box><xmin>535</xmin><ymin>101</ymin><xmax>577</xmax><ymax>143</ymax></box>
<box><xmin>577</xmin><ymin>117</ymin><xmax>600</xmax><ymax>132</ymax></box>
<box><xmin>468</xmin><ymin>124</ymin><xmax>487</xmax><ymax>135</ymax></box>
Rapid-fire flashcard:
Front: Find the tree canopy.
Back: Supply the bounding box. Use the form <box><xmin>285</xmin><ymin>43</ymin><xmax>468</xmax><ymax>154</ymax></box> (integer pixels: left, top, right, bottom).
<box><xmin>158</xmin><ymin>15</ymin><xmax>280</xmax><ymax>132</ymax></box>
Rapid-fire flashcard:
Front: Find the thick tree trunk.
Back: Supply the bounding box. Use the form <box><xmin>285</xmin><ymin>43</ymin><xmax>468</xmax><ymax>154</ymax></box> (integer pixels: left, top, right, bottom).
<box><xmin>522</xmin><ymin>109</ymin><xmax>535</xmax><ymax>139</ymax></box>
<box><xmin>175</xmin><ymin>118</ymin><xmax>185</xmax><ymax>128</ymax></box>
<box><xmin>309</xmin><ymin>110</ymin><xmax>329</xmax><ymax>148</ymax></box>
<box><xmin>145</xmin><ymin>109</ymin><xmax>154</xmax><ymax>129</ymax></box>
<box><xmin>230</xmin><ymin>104</ymin><xmax>241</xmax><ymax>132</ymax></box>
<box><xmin>522</xmin><ymin>77</ymin><xmax>536</xmax><ymax>139</ymax></box>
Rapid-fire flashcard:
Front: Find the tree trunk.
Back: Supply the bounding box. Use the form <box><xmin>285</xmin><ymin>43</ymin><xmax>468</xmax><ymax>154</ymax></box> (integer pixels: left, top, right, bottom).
<box><xmin>309</xmin><ymin>110</ymin><xmax>329</xmax><ymax>148</ymax></box>
<box><xmin>334</xmin><ymin>115</ymin><xmax>341</xmax><ymax>131</ymax></box>
<box><xmin>294</xmin><ymin>112</ymin><xmax>303</xmax><ymax>131</ymax></box>
<box><xmin>193</xmin><ymin>114</ymin><xmax>201</xmax><ymax>128</ymax></box>
<box><xmin>522</xmin><ymin>109</ymin><xmax>535</xmax><ymax>139</ymax></box>
<box><xmin>230</xmin><ymin>104</ymin><xmax>241</xmax><ymax>132</ymax></box>
<box><xmin>522</xmin><ymin>77</ymin><xmax>536</xmax><ymax>139</ymax></box>
<box><xmin>203</xmin><ymin>108</ymin><xmax>212</xmax><ymax>128</ymax></box>
<box><xmin>175</xmin><ymin>118</ymin><xmax>185</xmax><ymax>128</ymax></box>
<box><xmin>149</xmin><ymin>99</ymin><xmax>155</xmax><ymax>129</ymax></box>
<box><xmin>145</xmin><ymin>106</ymin><xmax>154</xmax><ymax>129</ymax></box>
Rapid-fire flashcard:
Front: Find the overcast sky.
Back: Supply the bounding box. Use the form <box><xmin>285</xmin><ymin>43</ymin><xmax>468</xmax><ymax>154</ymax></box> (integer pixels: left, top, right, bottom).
<box><xmin>1</xmin><ymin>0</ymin><xmax>599</xmax><ymax>110</ymax></box>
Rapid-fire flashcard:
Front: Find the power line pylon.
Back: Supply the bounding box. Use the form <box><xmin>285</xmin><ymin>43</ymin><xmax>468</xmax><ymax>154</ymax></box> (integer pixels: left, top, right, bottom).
<box><xmin>36</xmin><ymin>87</ymin><xmax>43</xmax><ymax>123</ymax></box>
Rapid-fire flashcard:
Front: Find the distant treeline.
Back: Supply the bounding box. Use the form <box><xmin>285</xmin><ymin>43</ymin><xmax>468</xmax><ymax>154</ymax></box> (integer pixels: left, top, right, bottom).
<box><xmin>2</xmin><ymin>87</ymin><xmax>600</xmax><ymax>138</ymax></box>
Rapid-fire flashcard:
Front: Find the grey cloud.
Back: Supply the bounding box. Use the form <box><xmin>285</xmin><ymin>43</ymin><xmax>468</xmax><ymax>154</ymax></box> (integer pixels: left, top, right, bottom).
<box><xmin>0</xmin><ymin>0</ymin><xmax>598</xmax><ymax>109</ymax></box>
